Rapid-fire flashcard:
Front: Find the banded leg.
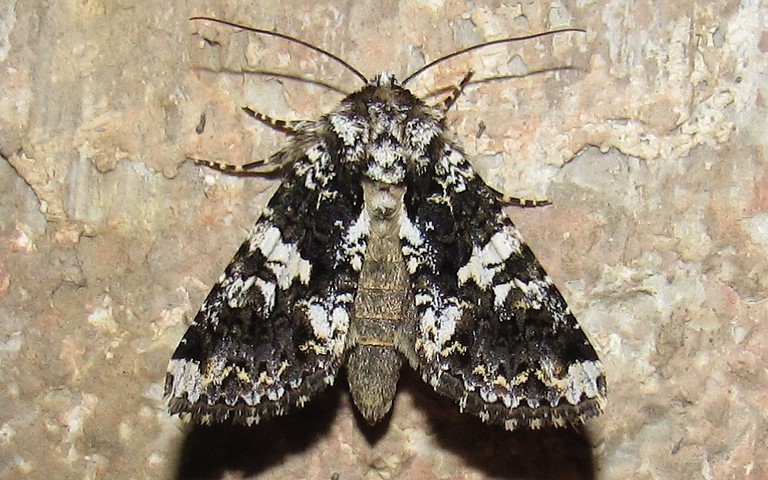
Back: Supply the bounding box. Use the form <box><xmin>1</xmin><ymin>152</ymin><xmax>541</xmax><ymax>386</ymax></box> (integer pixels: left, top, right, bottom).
<box><xmin>439</xmin><ymin>72</ymin><xmax>550</xmax><ymax>207</ymax></box>
<box><xmin>486</xmin><ymin>184</ymin><xmax>551</xmax><ymax>207</ymax></box>
<box><xmin>242</xmin><ymin>107</ymin><xmax>305</xmax><ymax>135</ymax></box>
<box><xmin>438</xmin><ymin>71</ymin><xmax>474</xmax><ymax>114</ymax></box>
<box><xmin>501</xmin><ymin>195</ymin><xmax>552</xmax><ymax>208</ymax></box>
<box><xmin>189</xmin><ymin>107</ymin><xmax>308</xmax><ymax>174</ymax></box>
<box><xmin>188</xmin><ymin>156</ymin><xmax>286</xmax><ymax>174</ymax></box>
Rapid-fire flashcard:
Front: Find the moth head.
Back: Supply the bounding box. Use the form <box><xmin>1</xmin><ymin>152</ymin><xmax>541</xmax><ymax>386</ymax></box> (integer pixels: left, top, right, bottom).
<box><xmin>370</xmin><ymin>72</ymin><xmax>398</xmax><ymax>87</ymax></box>
<box><xmin>343</xmin><ymin>72</ymin><xmax>422</xmax><ymax>109</ymax></box>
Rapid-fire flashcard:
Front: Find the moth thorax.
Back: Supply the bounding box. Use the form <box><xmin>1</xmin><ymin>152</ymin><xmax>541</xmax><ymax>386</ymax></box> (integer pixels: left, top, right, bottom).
<box><xmin>362</xmin><ymin>180</ymin><xmax>404</xmax><ymax>220</ymax></box>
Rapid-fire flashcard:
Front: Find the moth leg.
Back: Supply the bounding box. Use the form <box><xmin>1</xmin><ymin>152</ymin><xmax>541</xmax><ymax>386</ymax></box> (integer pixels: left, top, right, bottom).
<box><xmin>500</xmin><ymin>195</ymin><xmax>552</xmax><ymax>208</ymax></box>
<box><xmin>188</xmin><ymin>155</ymin><xmax>287</xmax><ymax>174</ymax></box>
<box><xmin>438</xmin><ymin>71</ymin><xmax>474</xmax><ymax>113</ymax></box>
<box><xmin>441</xmin><ymin>72</ymin><xmax>551</xmax><ymax>208</ymax></box>
<box><xmin>188</xmin><ymin>108</ymin><xmax>307</xmax><ymax>174</ymax></box>
<box><xmin>242</xmin><ymin>107</ymin><xmax>305</xmax><ymax>135</ymax></box>
<box><xmin>485</xmin><ymin>183</ymin><xmax>551</xmax><ymax>207</ymax></box>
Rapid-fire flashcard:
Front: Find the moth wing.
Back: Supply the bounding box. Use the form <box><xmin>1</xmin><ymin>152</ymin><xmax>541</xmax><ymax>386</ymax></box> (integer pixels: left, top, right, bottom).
<box><xmin>398</xmin><ymin>145</ymin><xmax>606</xmax><ymax>430</ymax></box>
<box><xmin>165</xmin><ymin>142</ymin><xmax>367</xmax><ymax>424</ymax></box>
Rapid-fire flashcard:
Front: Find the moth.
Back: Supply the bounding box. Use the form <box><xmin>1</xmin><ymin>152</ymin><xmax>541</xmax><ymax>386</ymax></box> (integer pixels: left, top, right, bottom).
<box><xmin>166</xmin><ymin>17</ymin><xmax>606</xmax><ymax>430</ymax></box>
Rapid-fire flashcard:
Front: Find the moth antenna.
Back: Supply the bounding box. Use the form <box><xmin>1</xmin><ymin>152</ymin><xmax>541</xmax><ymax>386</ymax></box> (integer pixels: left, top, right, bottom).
<box><xmin>192</xmin><ymin>67</ymin><xmax>351</xmax><ymax>95</ymax></box>
<box><xmin>190</xmin><ymin>16</ymin><xmax>368</xmax><ymax>85</ymax></box>
<box><xmin>420</xmin><ymin>66</ymin><xmax>584</xmax><ymax>104</ymax></box>
<box><xmin>402</xmin><ymin>27</ymin><xmax>586</xmax><ymax>85</ymax></box>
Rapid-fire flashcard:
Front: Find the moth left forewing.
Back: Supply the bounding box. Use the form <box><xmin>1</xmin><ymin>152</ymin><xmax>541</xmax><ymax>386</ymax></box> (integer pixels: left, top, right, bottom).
<box><xmin>166</xmin><ymin>125</ymin><xmax>368</xmax><ymax>425</ymax></box>
<box><xmin>399</xmin><ymin>142</ymin><xmax>605</xmax><ymax>430</ymax></box>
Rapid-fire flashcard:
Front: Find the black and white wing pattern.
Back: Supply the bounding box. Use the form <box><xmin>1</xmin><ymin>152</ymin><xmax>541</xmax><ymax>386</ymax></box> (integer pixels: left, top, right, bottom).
<box><xmin>165</xmin><ymin>128</ymin><xmax>369</xmax><ymax>424</ymax></box>
<box><xmin>166</xmin><ymin>70</ymin><xmax>605</xmax><ymax>430</ymax></box>
<box><xmin>399</xmin><ymin>143</ymin><xmax>606</xmax><ymax>430</ymax></box>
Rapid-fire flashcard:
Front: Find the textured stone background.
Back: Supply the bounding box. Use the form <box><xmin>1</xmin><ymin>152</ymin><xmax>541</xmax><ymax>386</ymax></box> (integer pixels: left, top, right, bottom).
<box><xmin>1</xmin><ymin>1</ymin><xmax>766</xmax><ymax>479</ymax></box>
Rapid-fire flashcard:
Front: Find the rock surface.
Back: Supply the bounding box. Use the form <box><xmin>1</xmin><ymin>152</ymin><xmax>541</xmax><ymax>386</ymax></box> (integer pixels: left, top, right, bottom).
<box><xmin>1</xmin><ymin>1</ymin><xmax>765</xmax><ymax>479</ymax></box>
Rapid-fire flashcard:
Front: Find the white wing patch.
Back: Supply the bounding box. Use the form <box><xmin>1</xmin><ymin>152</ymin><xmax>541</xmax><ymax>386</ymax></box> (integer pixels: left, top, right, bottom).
<box><xmin>399</xmin><ymin>213</ymin><xmax>432</xmax><ymax>274</ymax></box>
<box><xmin>299</xmin><ymin>292</ymin><xmax>354</xmax><ymax>357</ymax></box>
<box><xmin>457</xmin><ymin>226</ymin><xmax>524</xmax><ymax>289</ymax></box>
<box><xmin>337</xmin><ymin>209</ymin><xmax>370</xmax><ymax>271</ymax></box>
<box><xmin>248</xmin><ymin>221</ymin><xmax>312</xmax><ymax>290</ymax></box>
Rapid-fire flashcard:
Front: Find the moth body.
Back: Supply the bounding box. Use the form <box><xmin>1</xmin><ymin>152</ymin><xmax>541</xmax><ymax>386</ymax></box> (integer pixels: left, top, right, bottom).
<box><xmin>166</xmin><ymin>74</ymin><xmax>606</xmax><ymax>430</ymax></box>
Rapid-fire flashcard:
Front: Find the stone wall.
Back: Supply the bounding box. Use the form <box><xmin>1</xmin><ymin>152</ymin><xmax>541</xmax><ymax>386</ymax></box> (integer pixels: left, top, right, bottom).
<box><xmin>1</xmin><ymin>1</ymin><xmax>765</xmax><ymax>478</ymax></box>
